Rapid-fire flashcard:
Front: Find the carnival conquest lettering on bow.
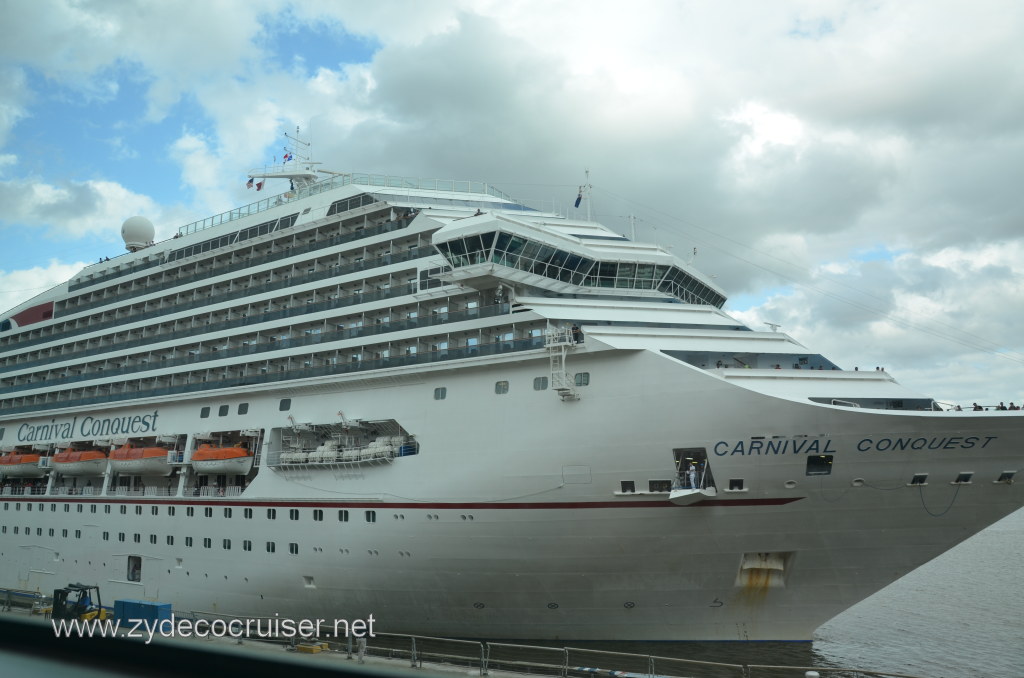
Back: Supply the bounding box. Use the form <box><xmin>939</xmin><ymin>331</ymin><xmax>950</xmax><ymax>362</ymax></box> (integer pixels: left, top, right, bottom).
<box><xmin>16</xmin><ymin>410</ymin><xmax>160</xmax><ymax>443</ymax></box>
<box><xmin>713</xmin><ymin>435</ymin><xmax>997</xmax><ymax>456</ymax></box>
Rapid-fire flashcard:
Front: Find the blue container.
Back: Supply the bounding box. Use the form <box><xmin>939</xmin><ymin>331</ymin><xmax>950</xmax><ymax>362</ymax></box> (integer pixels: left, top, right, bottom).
<box><xmin>114</xmin><ymin>599</ymin><xmax>172</xmax><ymax>625</ymax></box>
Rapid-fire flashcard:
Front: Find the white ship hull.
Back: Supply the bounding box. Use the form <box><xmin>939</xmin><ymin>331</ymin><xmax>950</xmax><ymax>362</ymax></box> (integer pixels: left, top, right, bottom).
<box><xmin>1</xmin><ymin>349</ymin><xmax>1021</xmax><ymax>640</ymax></box>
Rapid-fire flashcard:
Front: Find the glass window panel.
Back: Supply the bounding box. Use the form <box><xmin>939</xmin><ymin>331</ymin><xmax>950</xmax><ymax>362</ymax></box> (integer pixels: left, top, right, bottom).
<box><xmin>520</xmin><ymin>240</ymin><xmax>543</xmax><ymax>262</ymax></box>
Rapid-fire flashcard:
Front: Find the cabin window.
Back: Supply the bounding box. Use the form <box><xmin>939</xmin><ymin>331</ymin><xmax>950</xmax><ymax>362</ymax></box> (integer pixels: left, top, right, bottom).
<box><xmin>338</xmin><ymin>510</ymin><xmax>349</xmax><ymax>522</ymax></box>
<box><xmin>149</xmin><ymin>534</ymin><xmax>157</xmax><ymax>544</ymax></box>
<box><xmin>118</xmin><ymin>532</ymin><xmax>125</xmax><ymax>542</ymax></box>
<box><xmin>266</xmin><ymin>542</ymin><xmax>276</xmax><ymax>553</ymax></box>
<box><xmin>495</xmin><ymin>380</ymin><xmax>509</xmax><ymax>394</ymax></box>
<box><xmin>133</xmin><ymin>533</ymin><xmax>141</xmax><ymax>543</ymax></box>
<box><xmin>167</xmin><ymin>507</ymin><xmax>174</xmax><ymax>516</ymax></box>
<box><xmin>218</xmin><ymin>405</ymin><xmax>229</xmax><ymax>416</ymax></box>
<box><xmin>243</xmin><ymin>540</ymin><xmax>252</xmax><ymax>551</ymax></box>
<box><xmin>806</xmin><ymin>455</ymin><xmax>834</xmax><ymax>476</ymax></box>
<box><xmin>365</xmin><ymin>510</ymin><xmax>377</xmax><ymax>523</ymax></box>
<box><xmin>121</xmin><ymin>506</ymin><xmax>127</xmax><ymax>515</ymax></box>
<box><xmin>648</xmin><ymin>479</ymin><xmax>671</xmax><ymax>492</ymax></box>
<box><xmin>238</xmin><ymin>403</ymin><xmax>249</xmax><ymax>415</ymax></box>
<box><xmin>279</xmin><ymin>398</ymin><xmax>291</xmax><ymax>411</ymax></box>
<box><xmin>289</xmin><ymin>509</ymin><xmax>299</xmax><ymax>520</ymax></box>
<box><xmin>204</xmin><ymin>507</ymin><xmax>213</xmax><ymax>517</ymax></box>
<box><xmin>434</xmin><ymin>387</ymin><xmax>447</xmax><ymax>400</ymax></box>
<box><xmin>102</xmin><ymin>531</ymin><xmax>109</xmax><ymax>540</ymax></box>
<box><xmin>533</xmin><ymin>377</ymin><xmax>548</xmax><ymax>391</ymax></box>
<box><xmin>185</xmin><ymin>537</ymin><xmax>193</xmax><ymax>547</ymax></box>
<box><xmin>150</xmin><ymin>506</ymin><xmax>158</xmax><ymax>515</ymax></box>
<box><xmin>267</xmin><ymin>509</ymin><xmax>277</xmax><ymax>519</ymax></box>
<box><xmin>244</xmin><ymin>508</ymin><xmax>253</xmax><ymax>519</ymax></box>
<box><xmin>187</xmin><ymin>507</ymin><xmax>194</xmax><ymax>517</ymax></box>
<box><xmin>136</xmin><ymin>506</ymin><xmax>142</xmax><ymax>515</ymax></box>
<box><xmin>223</xmin><ymin>539</ymin><xmax>231</xmax><ymax>550</ymax></box>
<box><xmin>313</xmin><ymin>509</ymin><xmax>323</xmax><ymax>521</ymax></box>
<box><xmin>166</xmin><ymin>536</ymin><xmax>174</xmax><ymax>545</ymax></box>
<box><xmin>574</xmin><ymin>372</ymin><xmax>590</xmax><ymax>386</ymax></box>
<box><xmin>128</xmin><ymin>555</ymin><xmax>141</xmax><ymax>582</ymax></box>
<box><xmin>620</xmin><ymin>480</ymin><xmax>635</xmax><ymax>493</ymax></box>
<box><xmin>289</xmin><ymin>543</ymin><xmax>299</xmax><ymax>555</ymax></box>
<box><xmin>200</xmin><ymin>407</ymin><xmax>210</xmax><ymax>418</ymax></box>
<box><xmin>203</xmin><ymin>538</ymin><xmax>212</xmax><ymax>548</ymax></box>
<box><xmin>729</xmin><ymin>478</ymin><xmax>745</xmax><ymax>491</ymax></box>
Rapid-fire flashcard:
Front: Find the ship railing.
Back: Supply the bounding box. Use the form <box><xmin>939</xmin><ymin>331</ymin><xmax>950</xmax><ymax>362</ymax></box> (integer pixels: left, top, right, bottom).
<box><xmin>193</xmin><ymin>486</ymin><xmax>243</xmax><ymax>497</ymax></box>
<box><xmin>105</xmin><ymin>487</ymin><xmax>170</xmax><ymax>497</ymax></box>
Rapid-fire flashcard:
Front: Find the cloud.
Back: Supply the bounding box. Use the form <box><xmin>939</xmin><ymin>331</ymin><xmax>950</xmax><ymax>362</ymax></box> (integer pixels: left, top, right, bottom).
<box><xmin>0</xmin><ymin>259</ymin><xmax>89</xmax><ymax>315</ymax></box>
<box><xmin>0</xmin><ymin>175</ymin><xmax>162</xmax><ymax>238</ymax></box>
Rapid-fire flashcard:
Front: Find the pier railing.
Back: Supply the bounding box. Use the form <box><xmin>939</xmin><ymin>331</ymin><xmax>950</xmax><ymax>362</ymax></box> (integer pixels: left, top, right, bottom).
<box><xmin>180</xmin><ymin>610</ymin><xmax>927</xmax><ymax>678</ymax></box>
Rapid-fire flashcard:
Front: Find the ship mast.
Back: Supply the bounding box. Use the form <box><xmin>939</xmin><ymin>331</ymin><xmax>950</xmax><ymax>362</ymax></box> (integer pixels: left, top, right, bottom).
<box><xmin>246</xmin><ymin>126</ymin><xmax>320</xmax><ymax>191</ymax></box>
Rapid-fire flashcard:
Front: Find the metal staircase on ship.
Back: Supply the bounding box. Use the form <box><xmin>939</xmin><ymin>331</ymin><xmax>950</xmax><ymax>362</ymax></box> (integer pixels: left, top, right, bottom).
<box><xmin>545</xmin><ymin>326</ymin><xmax>581</xmax><ymax>401</ymax></box>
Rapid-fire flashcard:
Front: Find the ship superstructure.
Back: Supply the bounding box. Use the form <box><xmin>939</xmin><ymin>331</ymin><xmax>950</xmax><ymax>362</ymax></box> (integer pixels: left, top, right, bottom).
<box><xmin>0</xmin><ymin>162</ymin><xmax>1022</xmax><ymax>641</ymax></box>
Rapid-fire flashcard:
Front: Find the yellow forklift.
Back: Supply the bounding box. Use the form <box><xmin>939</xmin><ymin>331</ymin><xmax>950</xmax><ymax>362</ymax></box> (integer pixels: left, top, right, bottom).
<box><xmin>50</xmin><ymin>583</ymin><xmax>108</xmax><ymax>621</ymax></box>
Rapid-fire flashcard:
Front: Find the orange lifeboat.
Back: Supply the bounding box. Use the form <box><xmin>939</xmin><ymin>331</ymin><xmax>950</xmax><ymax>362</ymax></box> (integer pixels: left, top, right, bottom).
<box><xmin>51</xmin><ymin>448</ymin><xmax>108</xmax><ymax>476</ymax></box>
<box><xmin>108</xmin><ymin>444</ymin><xmax>172</xmax><ymax>476</ymax></box>
<box><xmin>191</xmin><ymin>444</ymin><xmax>254</xmax><ymax>475</ymax></box>
<box><xmin>0</xmin><ymin>452</ymin><xmax>47</xmax><ymax>478</ymax></box>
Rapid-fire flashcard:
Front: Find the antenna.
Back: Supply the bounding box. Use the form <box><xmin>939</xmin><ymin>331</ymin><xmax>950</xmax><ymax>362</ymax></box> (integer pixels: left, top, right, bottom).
<box><xmin>765</xmin><ymin>322</ymin><xmax>782</xmax><ymax>332</ymax></box>
<box><xmin>618</xmin><ymin>214</ymin><xmax>641</xmax><ymax>240</ymax></box>
<box><xmin>576</xmin><ymin>169</ymin><xmax>593</xmax><ymax>221</ymax></box>
<box><xmin>284</xmin><ymin>126</ymin><xmax>312</xmax><ymax>164</ymax></box>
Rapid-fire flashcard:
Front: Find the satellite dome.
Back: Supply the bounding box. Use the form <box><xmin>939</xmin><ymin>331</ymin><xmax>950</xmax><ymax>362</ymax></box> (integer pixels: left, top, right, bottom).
<box><xmin>121</xmin><ymin>216</ymin><xmax>155</xmax><ymax>252</ymax></box>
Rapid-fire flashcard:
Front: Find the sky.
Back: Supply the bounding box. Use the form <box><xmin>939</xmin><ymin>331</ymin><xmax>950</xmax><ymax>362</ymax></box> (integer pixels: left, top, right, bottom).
<box><xmin>0</xmin><ymin>0</ymin><xmax>1022</xmax><ymax>408</ymax></box>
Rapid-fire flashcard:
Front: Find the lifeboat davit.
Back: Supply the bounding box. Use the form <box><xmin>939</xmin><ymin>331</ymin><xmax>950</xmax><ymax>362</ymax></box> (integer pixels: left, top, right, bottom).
<box><xmin>0</xmin><ymin>453</ymin><xmax>47</xmax><ymax>478</ymax></box>
<box><xmin>51</xmin><ymin>448</ymin><xmax>108</xmax><ymax>476</ymax></box>
<box><xmin>108</xmin><ymin>445</ymin><xmax>172</xmax><ymax>476</ymax></box>
<box><xmin>191</xmin><ymin>444</ymin><xmax>254</xmax><ymax>475</ymax></box>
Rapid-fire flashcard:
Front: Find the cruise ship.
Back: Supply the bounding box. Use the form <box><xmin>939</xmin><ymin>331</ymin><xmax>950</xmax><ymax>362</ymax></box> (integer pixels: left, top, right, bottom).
<box><xmin>1</xmin><ymin>150</ymin><xmax>1022</xmax><ymax>642</ymax></box>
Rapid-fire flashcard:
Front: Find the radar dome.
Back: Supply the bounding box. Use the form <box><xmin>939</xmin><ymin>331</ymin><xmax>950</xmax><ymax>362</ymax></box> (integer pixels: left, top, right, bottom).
<box><xmin>121</xmin><ymin>216</ymin><xmax>155</xmax><ymax>252</ymax></box>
